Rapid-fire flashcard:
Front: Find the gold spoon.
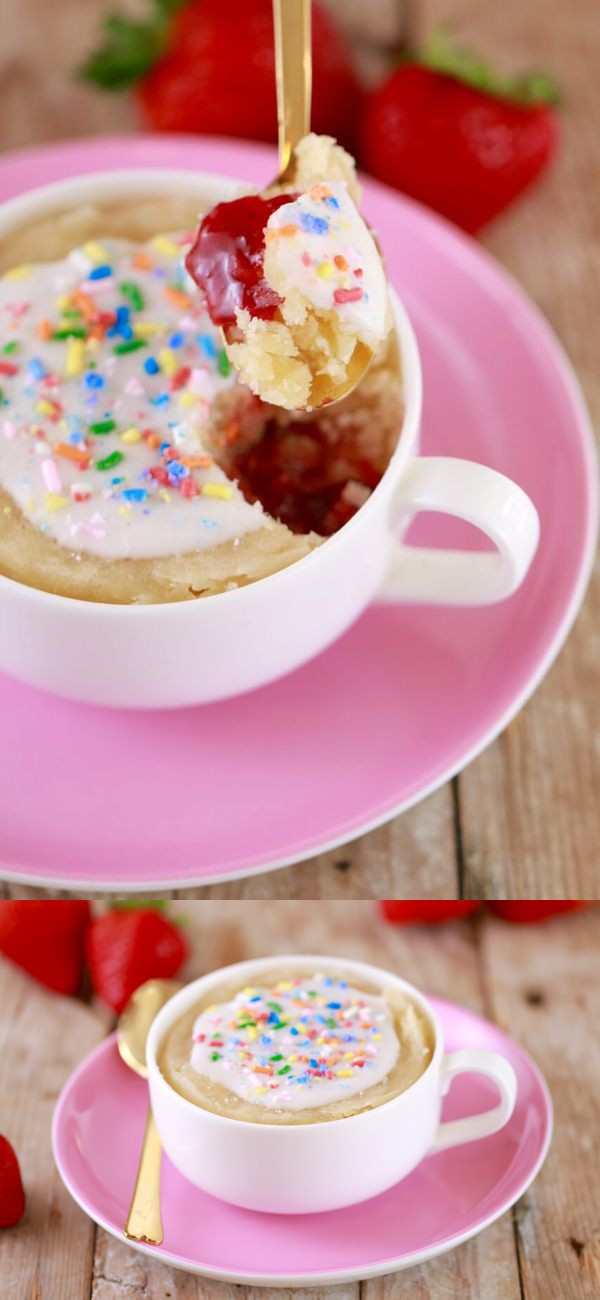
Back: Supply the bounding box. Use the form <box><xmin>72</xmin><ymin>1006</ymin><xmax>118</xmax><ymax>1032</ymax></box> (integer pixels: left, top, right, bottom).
<box><xmin>221</xmin><ymin>0</ymin><xmax>373</xmax><ymax>408</ymax></box>
<box><xmin>118</xmin><ymin>978</ymin><xmax>182</xmax><ymax>1245</ymax></box>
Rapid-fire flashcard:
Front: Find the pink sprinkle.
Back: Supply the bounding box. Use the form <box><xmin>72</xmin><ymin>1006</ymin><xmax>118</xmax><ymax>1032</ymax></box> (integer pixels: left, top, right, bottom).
<box><xmin>2</xmin><ymin>420</ymin><xmax>16</xmax><ymax>440</ymax></box>
<box><xmin>125</xmin><ymin>377</ymin><xmax>144</xmax><ymax>396</ymax></box>
<box><xmin>41</xmin><ymin>457</ymin><xmax>62</xmax><ymax>492</ymax></box>
<box><xmin>333</xmin><ymin>287</ymin><xmax>363</xmax><ymax>305</ymax></box>
<box><xmin>301</xmin><ymin>251</ymin><xmax>312</xmax><ymax>267</ymax></box>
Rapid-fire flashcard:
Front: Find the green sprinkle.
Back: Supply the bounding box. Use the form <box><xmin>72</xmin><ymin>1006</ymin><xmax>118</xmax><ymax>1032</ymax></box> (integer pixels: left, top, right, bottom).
<box><xmin>113</xmin><ymin>339</ymin><xmax>146</xmax><ymax>355</ymax></box>
<box><xmin>211</xmin><ymin>1052</ymin><xmax>220</xmax><ymax>1062</ymax></box>
<box><xmin>217</xmin><ymin>349</ymin><xmax>231</xmax><ymax>377</ymax></box>
<box><xmin>120</xmin><ymin>281</ymin><xmax>145</xmax><ymax>311</ymax></box>
<box><xmin>0</xmin><ymin>388</ymin><xmax>4</xmax><ymax>404</ymax></box>
<box><xmin>2</xmin><ymin>340</ymin><xmax>19</xmax><ymax>354</ymax></box>
<box><xmin>268</xmin><ymin>1002</ymin><xmax>283</xmax><ymax>1013</ymax></box>
<box><xmin>53</xmin><ymin>327</ymin><xmax>87</xmax><ymax>339</ymax></box>
<box><xmin>61</xmin><ymin>309</ymin><xmax>83</xmax><ymax>321</ymax></box>
<box><xmin>96</xmin><ymin>451</ymin><xmax>124</xmax><ymax>471</ymax></box>
<box><xmin>277</xmin><ymin>1065</ymin><xmax>291</xmax><ymax>1075</ymax></box>
<box><xmin>270</xmin><ymin>1053</ymin><xmax>283</xmax><ymax>1062</ymax></box>
<box><xmin>237</xmin><ymin>1020</ymin><xmax>256</xmax><ymax>1030</ymax></box>
<box><xmin>327</xmin><ymin>1018</ymin><xmax>336</xmax><ymax>1029</ymax></box>
<box><xmin>89</xmin><ymin>419</ymin><xmax>116</xmax><ymax>435</ymax></box>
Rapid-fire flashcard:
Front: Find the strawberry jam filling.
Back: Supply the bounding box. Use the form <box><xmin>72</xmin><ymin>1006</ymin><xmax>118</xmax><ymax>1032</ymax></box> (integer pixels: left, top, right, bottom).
<box><xmin>229</xmin><ymin>417</ymin><xmax>383</xmax><ymax>536</ymax></box>
<box><xmin>185</xmin><ymin>193</ymin><xmax>298</xmax><ymax>327</ymax></box>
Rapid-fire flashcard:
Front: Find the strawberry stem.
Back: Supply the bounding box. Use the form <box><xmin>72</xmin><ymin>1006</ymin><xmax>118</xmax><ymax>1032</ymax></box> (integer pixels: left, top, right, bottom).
<box><xmin>409</xmin><ymin>27</ymin><xmax>560</xmax><ymax>107</ymax></box>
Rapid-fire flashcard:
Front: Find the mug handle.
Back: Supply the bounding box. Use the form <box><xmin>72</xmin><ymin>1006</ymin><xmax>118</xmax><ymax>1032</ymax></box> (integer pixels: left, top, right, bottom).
<box><xmin>380</xmin><ymin>457</ymin><xmax>540</xmax><ymax>605</ymax></box>
<box><xmin>430</xmin><ymin>1047</ymin><xmax>518</xmax><ymax>1153</ymax></box>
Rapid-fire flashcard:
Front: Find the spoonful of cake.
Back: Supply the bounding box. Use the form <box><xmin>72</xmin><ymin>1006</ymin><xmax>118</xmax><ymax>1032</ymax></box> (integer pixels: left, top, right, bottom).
<box><xmin>185</xmin><ymin>0</ymin><xmax>390</xmax><ymax>411</ymax></box>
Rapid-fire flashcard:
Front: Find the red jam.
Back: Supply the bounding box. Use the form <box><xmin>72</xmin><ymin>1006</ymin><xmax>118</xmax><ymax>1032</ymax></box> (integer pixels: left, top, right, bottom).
<box><xmin>185</xmin><ymin>193</ymin><xmax>298</xmax><ymax>327</ymax></box>
<box><xmin>230</xmin><ymin>417</ymin><xmax>383</xmax><ymax>536</ymax></box>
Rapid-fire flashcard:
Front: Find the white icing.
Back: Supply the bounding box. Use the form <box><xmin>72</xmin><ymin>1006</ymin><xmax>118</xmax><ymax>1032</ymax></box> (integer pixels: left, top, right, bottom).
<box><xmin>264</xmin><ymin>181</ymin><xmax>388</xmax><ymax>343</ymax></box>
<box><xmin>189</xmin><ymin>974</ymin><xmax>400</xmax><ymax>1112</ymax></box>
<box><xmin>0</xmin><ymin>237</ymin><xmax>265</xmax><ymax>560</ymax></box>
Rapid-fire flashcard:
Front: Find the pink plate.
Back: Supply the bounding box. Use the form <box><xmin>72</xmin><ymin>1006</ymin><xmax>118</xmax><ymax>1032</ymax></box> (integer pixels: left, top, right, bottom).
<box><xmin>0</xmin><ymin>137</ymin><xmax>597</xmax><ymax>890</ymax></box>
<box><xmin>52</xmin><ymin>995</ymin><xmax>553</xmax><ymax>1286</ymax></box>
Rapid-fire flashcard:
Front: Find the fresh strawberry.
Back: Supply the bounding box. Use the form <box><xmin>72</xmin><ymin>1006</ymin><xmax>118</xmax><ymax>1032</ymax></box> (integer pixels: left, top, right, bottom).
<box><xmin>81</xmin><ymin>0</ymin><xmax>362</xmax><ymax>152</ymax></box>
<box><xmin>488</xmin><ymin>902</ymin><xmax>593</xmax><ymax>924</ymax></box>
<box><xmin>0</xmin><ymin>1135</ymin><xmax>26</xmax><ymax>1229</ymax></box>
<box><xmin>86</xmin><ymin>907</ymin><xmax>187</xmax><ymax>1014</ymax></box>
<box><xmin>359</xmin><ymin>31</ymin><xmax>559</xmax><ymax>233</ymax></box>
<box><xmin>0</xmin><ymin>901</ymin><xmax>91</xmax><ymax>996</ymax></box>
<box><xmin>381</xmin><ymin>901</ymin><xmax>481</xmax><ymax>925</ymax></box>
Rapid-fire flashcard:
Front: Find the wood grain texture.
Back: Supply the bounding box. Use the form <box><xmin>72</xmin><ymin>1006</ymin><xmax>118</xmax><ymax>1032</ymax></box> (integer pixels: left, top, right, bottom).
<box><xmin>0</xmin><ymin>0</ymin><xmax>598</xmax><ymax>899</ymax></box>
<box><xmin>1</xmin><ymin>902</ymin><xmax>599</xmax><ymax>1297</ymax></box>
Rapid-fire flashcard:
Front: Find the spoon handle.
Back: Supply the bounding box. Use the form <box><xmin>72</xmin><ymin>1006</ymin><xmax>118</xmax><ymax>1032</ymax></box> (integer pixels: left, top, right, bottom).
<box><xmin>123</xmin><ymin>1105</ymin><xmax>164</xmax><ymax>1245</ymax></box>
<box><xmin>273</xmin><ymin>0</ymin><xmax>312</xmax><ymax>177</ymax></box>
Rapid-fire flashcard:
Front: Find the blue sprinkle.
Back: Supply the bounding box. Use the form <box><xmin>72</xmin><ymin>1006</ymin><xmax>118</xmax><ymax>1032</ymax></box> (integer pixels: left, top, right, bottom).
<box><xmin>315</xmin><ymin>1015</ymin><xmax>327</xmax><ymax>1025</ymax></box>
<box><xmin>123</xmin><ymin>487</ymin><xmax>149</xmax><ymax>502</ymax></box>
<box><xmin>299</xmin><ymin>212</ymin><xmax>329</xmax><ymax>236</ymax></box>
<box><xmin>84</xmin><ymin>372</ymin><xmax>104</xmax><ymax>389</ymax></box>
<box><xmin>169</xmin><ymin>332</ymin><xmax>184</xmax><ymax>348</ymax></box>
<box><xmin>88</xmin><ymin>264</ymin><xmax>112</xmax><ymax>280</ymax></box>
<box><xmin>327</xmin><ymin>1002</ymin><xmax>342</xmax><ymax>1009</ymax></box>
<box><xmin>144</xmin><ymin>357</ymin><xmax>160</xmax><ymax>375</ymax></box>
<box><xmin>323</xmin><ymin>978</ymin><xmax>334</xmax><ymax>986</ymax></box>
<box><xmin>167</xmin><ymin>461</ymin><xmax>189</xmax><ymax>483</ymax></box>
<box><xmin>325</xmin><ymin>195</ymin><xmax>340</xmax><ymax>209</ymax></box>
<box><xmin>296</xmin><ymin>1075</ymin><xmax>309</xmax><ymax>1084</ymax></box>
<box><xmin>111</xmin><ymin>476</ymin><xmax>124</xmax><ymax>486</ymax></box>
<box><xmin>27</xmin><ymin>357</ymin><xmax>46</xmax><ymax>380</ymax></box>
<box><xmin>197</xmin><ymin>333</ymin><xmax>218</xmax><ymax>360</ymax></box>
<box><xmin>152</xmin><ymin>392</ymin><xmax>170</xmax><ymax>407</ymax></box>
<box><xmin>309</xmin><ymin>1058</ymin><xmax>318</xmax><ymax>1069</ymax></box>
<box><xmin>260</xmin><ymin>1035</ymin><xmax>272</xmax><ymax>1046</ymax></box>
<box><xmin>249</xmin><ymin>995</ymin><xmax>262</xmax><ymax>1002</ymax></box>
<box><xmin>159</xmin><ymin>442</ymin><xmax>171</xmax><ymax>454</ymax></box>
<box><xmin>289</xmin><ymin>1027</ymin><xmax>299</xmax><ymax>1036</ymax></box>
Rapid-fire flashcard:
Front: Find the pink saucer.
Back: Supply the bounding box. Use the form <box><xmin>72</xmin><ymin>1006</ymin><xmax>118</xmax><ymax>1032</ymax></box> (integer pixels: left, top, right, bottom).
<box><xmin>0</xmin><ymin>137</ymin><xmax>597</xmax><ymax>890</ymax></box>
<box><xmin>52</xmin><ymin>996</ymin><xmax>552</xmax><ymax>1286</ymax></box>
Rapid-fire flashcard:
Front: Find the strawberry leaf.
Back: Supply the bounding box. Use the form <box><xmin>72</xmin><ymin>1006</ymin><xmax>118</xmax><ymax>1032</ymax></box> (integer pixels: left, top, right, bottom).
<box><xmin>409</xmin><ymin>27</ymin><xmax>560</xmax><ymax>107</ymax></box>
<box><xmin>78</xmin><ymin>0</ymin><xmax>187</xmax><ymax>91</ymax></box>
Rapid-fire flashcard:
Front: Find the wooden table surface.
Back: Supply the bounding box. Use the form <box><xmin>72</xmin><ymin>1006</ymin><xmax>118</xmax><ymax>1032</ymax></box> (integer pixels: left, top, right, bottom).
<box><xmin>0</xmin><ymin>902</ymin><xmax>599</xmax><ymax>1298</ymax></box>
<box><xmin>0</xmin><ymin>0</ymin><xmax>598</xmax><ymax>900</ymax></box>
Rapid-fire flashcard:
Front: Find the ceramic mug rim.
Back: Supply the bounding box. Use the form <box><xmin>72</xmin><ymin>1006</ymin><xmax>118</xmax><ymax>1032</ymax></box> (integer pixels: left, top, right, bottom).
<box><xmin>146</xmin><ymin>953</ymin><xmax>443</xmax><ymax>1132</ymax></box>
<box><xmin>0</xmin><ymin>166</ymin><xmax>422</xmax><ymax>615</ymax></box>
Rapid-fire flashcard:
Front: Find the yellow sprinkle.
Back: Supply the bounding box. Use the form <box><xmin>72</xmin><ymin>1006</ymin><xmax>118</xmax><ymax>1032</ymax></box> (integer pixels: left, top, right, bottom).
<box><xmin>242</xmin><ymin>987</ymin><xmax>256</xmax><ymax>996</ymax></box>
<box><xmin>36</xmin><ymin>399</ymin><xmax>55</xmax><ymax>417</ymax></box>
<box><xmin>118</xmin><ymin>506</ymin><xmax>132</xmax><ymax>518</ymax></box>
<box><xmin>65</xmin><ymin>338</ymin><xmax>85</xmax><ymax>378</ymax></box>
<box><xmin>336</xmin><ymin>1069</ymin><xmax>355</xmax><ymax>1078</ymax></box>
<box><xmin>373</xmin><ymin>1033</ymin><xmax>382</xmax><ymax>1041</ymax></box>
<box><xmin>317</xmin><ymin>262</ymin><xmax>334</xmax><ymax>279</ymax></box>
<box><xmin>202</xmin><ymin>483</ymin><xmax>233</xmax><ymax>501</ymax></box>
<box><xmin>135</xmin><ymin>322</ymin><xmax>163</xmax><ymax>336</ymax></box>
<box><xmin>158</xmin><ymin>489</ymin><xmax>172</xmax><ymax>504</ymax></box>
<box><xmin>158</xmin><ymin>347</ymin><xmax>178</xmax><ymax>377</ymax></box>
<box><xmin>44</xmin><ymin>492</ymin><xmax>69</xmax><ymax>513</ymax></box>
<box><xmin>254</xmin><ymin>1086</ymin><xmax>267</xmax><ymax>1095</ymax></box>
<box><xmin>278</xmin><ymin>981</ymin><xmax>293</xmax><ymax>991</ymax></box>
<box><xmin>84</xmin><ymin>240</ymin><xmax>109</xmax><ymax>263</ymax></box>
<box><xmin>344</xmin><ymin>1051</ymin><xmax>354</xmax><ymax>1060</ymax></box>
<box><xmin>121</xmin><ymin>426</ymin><xmax>142</xmax><ymax>444</ymax></box>
<box><xmin>317</xmin><ymin>1037</ymin><xmax>325</xmax><ymax>1045</ymax></box>
<box><xmin>152</xmin><ymin>235</ymin><xmax>181</xmax><ymax>258</ymax></box>
<box><xmin>247</xmin><ymin>1027</ymin><xmax>257</xmax><ymax>1041</ymax></box>
<box><xmin>57</xmin><ymin>294</ymin><xmax>72</xmax><ymax>311</ymax></box>
<box><xmin>287</xmin><ymin>1055</ymin><xmax>297</xmax><ymax>1063</ymax></box>
<box><xmin>3</xmin><ymin>264</ymin><xmax>31</xmax><ymax>281</ymax></box>
<box><xmin>178</xmin><ymin>391</ymin><xmax>196</xmax><ymax>408</ymax></box>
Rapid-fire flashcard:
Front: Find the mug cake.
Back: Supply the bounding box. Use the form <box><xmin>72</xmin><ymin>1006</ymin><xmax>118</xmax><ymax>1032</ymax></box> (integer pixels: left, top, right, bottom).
<box><xmin>0</xmin><ymin>136</ymin><xmax>403</xmax><ymax>605</ymax></box>
<box><xmin>158</xmin><ymin>966</ymin><xmax>433</xmax><ymax>1125</ymax></box>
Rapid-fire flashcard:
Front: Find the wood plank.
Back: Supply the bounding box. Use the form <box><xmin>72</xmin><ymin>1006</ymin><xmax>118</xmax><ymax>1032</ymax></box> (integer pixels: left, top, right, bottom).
<box><xmin>480</xmin><ymin>909</ymin><xmax>600</xmax><ymax>1300</ymax></box>
<box><xmin>0</xmin><ymin>960</ymin><xmax>111</xmax><ymax>1300</ymax></box>
<box><xmin>420</xmin><ymin>0</ymin><xmax>600</xmax><ymax>899</ymax></box>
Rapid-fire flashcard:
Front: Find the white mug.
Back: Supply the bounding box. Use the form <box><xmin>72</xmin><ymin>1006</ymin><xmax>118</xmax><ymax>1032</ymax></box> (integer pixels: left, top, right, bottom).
<box><xmin>146</xmin><ymin>954</ymin><xmax>518</xmax><ymax>1214</ymax></box>
<box><xmin>0</xmin><ymin>170</ymin><xmax>540</xmax><ymax>708</ymax></box>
